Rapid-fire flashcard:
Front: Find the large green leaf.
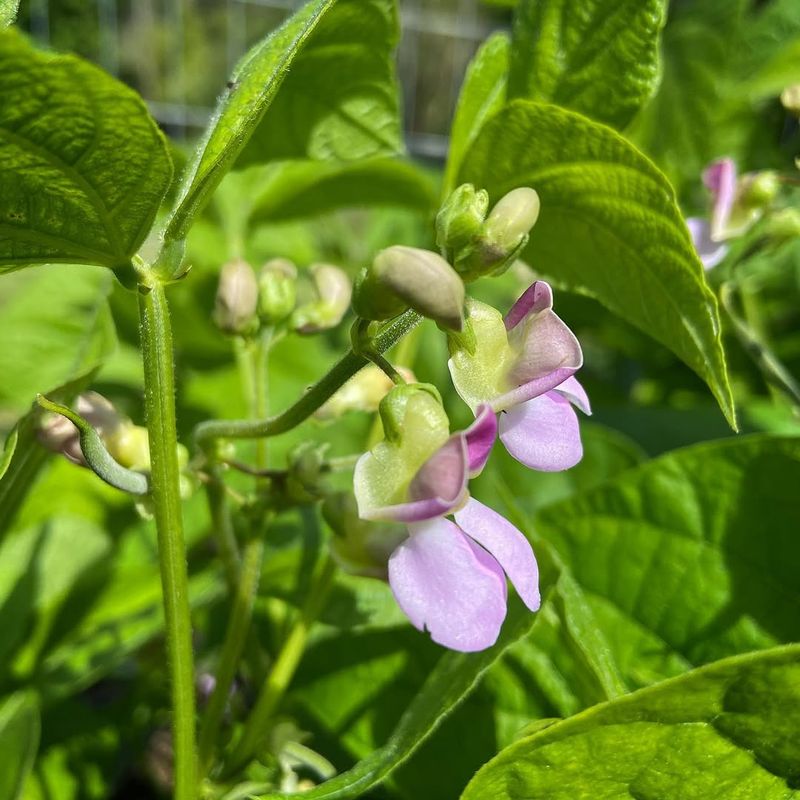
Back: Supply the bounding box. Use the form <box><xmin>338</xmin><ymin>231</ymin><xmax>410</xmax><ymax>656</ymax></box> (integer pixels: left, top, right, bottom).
<box><xmin>0</xmin><ymin>30</ymin><xmax>172</xmax><ymax>272</ymax></box>
<box><xmin>0</xmin><ymin>692</ymin><xmax>39</xmax><ymax>800</ymax></box>
<box><xmin>443</xmin><ymin>32</ymin><xmax>510</xmax><ymax>196</ymax></box>
<box><xmin>1</xmin><ymin>0</ymin><xmax>19</xmax><ymax>26</ymax></box>
<box><xmin>165</xmin><ymin>0</ymin><xmax>401</xmax><ymax>243</ymax></box>
<box><xmin>462</xmin><ymin>645</ymin><xmax>800</xmax><ymax>799</ymax></box>
<box><xmin>508</xmin><ymin>0</ymin><xmax>666</xmax><ymax>129</ymax></box>
<box><xmin>256</xmin><ymin>598</ymin><xmax>538</xmax><ymax>800</ymax></box>
<box><xmin>459</xmin><ymin>100</ymin><xmax>735</xmax><ymax>426</ymax></box>
<box><xmin>533</xmin><ymin>435</ymin><xmax>800</xmax><ymax>688</ymax></box>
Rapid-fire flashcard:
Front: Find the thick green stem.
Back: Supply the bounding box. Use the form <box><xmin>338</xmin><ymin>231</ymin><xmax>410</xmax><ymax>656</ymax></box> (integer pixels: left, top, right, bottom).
<box><xmin>139</xmin><ymin>282</ymin><xmax>197</xmax><ymax>799</ymax></box>
<box><xmin>226</xmin><ymin>556</ymin><xmax>337</xmax><ymax>774</ymax></box>
<box><xmin>194</xmin><ymin>311</ymin><xmax>421</xmax><ymax>448</ymax></box>
<box><xmin>198</xmin><ymin>535</ymin><xmax>264</xmax><ymax>778</ymax></box>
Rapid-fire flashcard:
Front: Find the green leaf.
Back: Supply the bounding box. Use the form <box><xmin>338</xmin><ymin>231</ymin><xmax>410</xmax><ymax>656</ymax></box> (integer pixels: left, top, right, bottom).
<box><xmin>461</xmin><ymin>645</ymin><xmax>800</xmax><ymax>799</ymax></box>
<box><xmin>216</xmin><ymin>158</ymin><xmax>435</xmax><ymax>234</ymax></box>
<box><xmin>0</xmin><ymin>692</ymin><xmax>39</xmax><ymax>800</ymax></box>
<box><xmin>0</xmin><ymin>29</ymin><xmax>172</xmax><ymax>271</ymax></box>
<box><xmin>256</xmin><ymin>598</ymin><xmax>538</xmax><ymax>800</ymax></box>
<box><xmin>508</xmin><ymin>0</ymin><xmax>666</xmax><ymax>129</ymax></box>
<box><xmin>237</xmin><ymin>0</ymin><xmax>402</xmax><ymax>167</ymax></box>
<box><xmin>165</xmin><ymin>0</ymin><xmax>402</xmax><ymax>243</ymax></box>
<box><xmin>1</xmin><ymin>0</ymin><xmax>20</xmax><ymax>26</ymax></box>
<box><xmin>0</xmin><ymin>428</ymin><xmax>17</xmax><ymax>481</ymax></box>
<box><xmin>458</xmin><ymin>100</ymin><xmax>735</xmax><ymax>427</ymax></box>
<box><xmin>533</xmin><ymin>435</ymin><xmax>800</xmax><ymax>688</ymax></box>
<box><xmin>443</xmin><ymin>32</ymin><xmax>510</xmax><ymax>196</ymax></box>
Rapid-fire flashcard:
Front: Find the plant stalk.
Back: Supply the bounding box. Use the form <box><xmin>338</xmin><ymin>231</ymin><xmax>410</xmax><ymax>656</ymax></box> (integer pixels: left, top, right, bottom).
<box><xmin>138</xmin><ymin>281</ymin><xmax>197</xmax><ymax>799</ymax></box>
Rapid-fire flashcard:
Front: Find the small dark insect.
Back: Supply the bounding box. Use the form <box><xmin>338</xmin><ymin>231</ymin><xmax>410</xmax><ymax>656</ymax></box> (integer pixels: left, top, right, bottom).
<box><xmin>226</xmin><ymin>79</ymin><xmax>239</xmax><ymax>90</ymax></box>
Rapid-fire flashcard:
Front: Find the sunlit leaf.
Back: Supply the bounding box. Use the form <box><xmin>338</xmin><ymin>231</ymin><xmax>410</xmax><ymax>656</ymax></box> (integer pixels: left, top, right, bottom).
<box><xmin>0</xmin><ymin>692</ymin><xmax>39</xmax><ymax>800</ymax></box>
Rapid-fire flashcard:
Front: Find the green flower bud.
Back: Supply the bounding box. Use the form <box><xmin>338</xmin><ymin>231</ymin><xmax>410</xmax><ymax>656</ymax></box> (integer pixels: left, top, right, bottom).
<box><xmin>378</xmin><ymin>382</ymin><xmax>444</xmax><ymax>445</ymax></box>
<box><xmin>286</xmin><ymin>441</ymin><xmax>329</xmax><ymax>503</ymax></box>
<box><xmin>107</xmin><ymin>423</ymin><xmax>151</xmax><ymax>471</ymax></box>
<box><xmin>435</xmin><ymin>183</ymin><xmax>489</xmax><ymax>258</ymax></box>
<box><xmin>213</xmin><ymin>258</ymin><xmax>259</xmax><ymax>336</ymax></box>
<box><xmin>290</xmin><ymin>263</ymin><xmax>352</xmax><ymax>334</ymax></box>
<box><xmin>738</xmin><ymin>171</ymin><xmax>780</xmax><ymax>210</ymax></box>
<box><xmin>258</xmin><ymin>258</ymin><xmax>297</xmax><ymax>325</ymax></box>
<box><xmin>483</xmin><ymin>187</ymin><xmax>541</xmax><ymax>254</ymax></box>
<box><xmin>353</xmin><ymin>246</ymin><xmax>465</xmax><ymax>331</ymax></box>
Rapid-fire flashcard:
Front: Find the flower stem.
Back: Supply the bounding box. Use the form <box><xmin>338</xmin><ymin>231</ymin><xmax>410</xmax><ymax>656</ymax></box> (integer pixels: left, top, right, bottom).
<box><xmin>225</xmin><ymin>555</ymin><xmax>337</xmax><ymax>774</ymax></box>
<box><xmin>138</xmin><ymin>281</ymin><xmax>197</xmax><ymax>799</ymax></box>
<box><xmin>198</xmin><ymin>534</ymin><xmax>264</xmax><ymax>778</ymax></box>
<box><xmin>194</xmin><ymin>311</ymin><xmax>421</xmax><ymax>448</ymax></box>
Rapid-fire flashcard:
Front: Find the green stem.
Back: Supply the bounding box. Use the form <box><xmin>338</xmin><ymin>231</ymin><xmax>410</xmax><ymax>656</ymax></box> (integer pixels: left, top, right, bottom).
<box><xmin>194</xmin><ymin>311</ymin><xmax>421</xmax><ymax>448</ymax></box>
<box><xmin>138</xmin><ymin>282</ymin><xmax>197</xmax><ymax>799</ymax></box>
<box><xmin>198</xmin><ymin>535</ymin><xmax>265</xmax><ymax>778</ymax></box>
<box><xmin>225</xmin><ymin>556</ymin><xmax>337</xmax><ymax>774</ymax></box>
<box><xmin>205</xmin><ymin>465</ymin><xmax>241</xmax><ymax>590</ymax></box>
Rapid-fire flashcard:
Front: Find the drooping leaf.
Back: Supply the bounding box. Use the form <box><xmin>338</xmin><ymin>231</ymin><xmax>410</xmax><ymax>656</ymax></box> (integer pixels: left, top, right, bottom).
<box><xmin>165</xmin><ymin>0</ymin><xmax>402</xmax><ymax>243</ymax></box>
<box><xmin>508</xmin><ymin>0</ymin><xmax>666</xmax><ymax>129</ymax></box>
<box><xmin>1</xmin><ymin>0</ymin><xmax>20</xmax><ymax>26</ymax></box>
<box><xmin>533</xmin><ymin>435</ymin><xmax>800</xmax><ymax>688</ymax></box>
<box><xmin>462</xmin><ymin>645</ymin><xmax>800</xmax><ymax>799</ymax></box>
<box><xmin>443</xmin><ymin>32</ymin><xmax>510</xmax><ymax>196</ymax></box>
<box><xmin>255</xmin><ymin>598</ymin><xmax>538</xmax><ymax>800</ymax></box>
<box><xmin>0</xmin><ymin>692</ymin><xmax>39</xmax><ymax>800</ymax></box>
<box><xmin>459</xmin><ymin>100</ymin><xmax>735</xmax><ymax>427</ymax></box>
<box><xmin>0</xmin><ymin>29</ymin><xmax>172</xmax><ymax>272</ymax></box>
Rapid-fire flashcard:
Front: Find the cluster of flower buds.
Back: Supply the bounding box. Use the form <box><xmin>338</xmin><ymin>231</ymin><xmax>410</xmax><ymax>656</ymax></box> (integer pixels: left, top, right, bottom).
<box><xmin>213</xmin><ymin>258</ymin><xmax>351</xmax><ymax>337</ymax></box>
<box><xmin>37</xmin><ymin>391</ymin><xmax>194</xmax><ymax>498</ymax></box>
<box><xmin>436</xmin><ymin>184</ymin><xmax>540</xmax><ymax>281</ymax></box>
<box><xmin>687</xmin><ymin>158</ymin><xmax>784</xmax><ymax>269</ymax></box>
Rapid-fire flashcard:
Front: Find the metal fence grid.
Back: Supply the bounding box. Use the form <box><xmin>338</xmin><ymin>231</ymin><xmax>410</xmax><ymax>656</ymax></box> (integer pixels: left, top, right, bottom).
<box><xmin>20</xmin><ymin>0</ymin><xmax>511</xmax><ymax>159</ymax></box>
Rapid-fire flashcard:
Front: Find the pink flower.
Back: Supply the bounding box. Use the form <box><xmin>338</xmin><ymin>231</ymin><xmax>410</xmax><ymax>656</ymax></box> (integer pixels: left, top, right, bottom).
<box><xmin>354</xmin><ymin>398</ymin><xmax>539</xmax><ymax>652</ymax></box>
<box><xmin>449</xmin><ymin>281</ymin><xmax>591</xmax><ymax>473</ymax></box>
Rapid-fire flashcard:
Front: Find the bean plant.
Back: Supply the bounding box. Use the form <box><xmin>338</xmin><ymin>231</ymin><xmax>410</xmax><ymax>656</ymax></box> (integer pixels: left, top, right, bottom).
<box><xmin>1</xmin><ymin>0</ymin><xmax>800</xmax><ymax>798</ymax></box>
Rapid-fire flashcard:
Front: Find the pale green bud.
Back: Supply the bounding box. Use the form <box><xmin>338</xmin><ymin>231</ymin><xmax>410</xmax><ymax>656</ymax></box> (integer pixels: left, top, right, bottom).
<box><xmin>213</xmin><ymin>258</ymin><xmax>259</xmax><ymax>335</ymax></box>
<box><xmin>107</xmin><ymin>423</ymin><xmax>150</xmax><ymax>471</ymax></box>
<box><xmin>286</xmin><ymin>441</ymin><xmax>329</xmax><ymax>503</ymax></box>
<box><xmin>354</xmin><ymin>246</ymin><xmax>465</xmax><ymax>331</ymax></box>
<box><xmin>291</xmin><ymin>263</ymin><xmax>352</xmax><ymax>334</ymax></box>
<box><xmin>483</xmin><ymin>187</ymin><xmax>541</xmax><ymax>253</ymax></box>
<box><xmin>258</xmin><ymin>258</ymin><xmax>297</xmax><ymax>325</ymax></box>
<box><xmin>738</xmin><ymin>171</ymin><xmax>780</xmax><ymax>210</ymax></box>
<box><xmin>378</xmin><ymin>382</ymin><xmax>444</xmax><ymax>445</ymax></box>
<box><xmin>435</xmin><ymin>183</ymin><xmax>489</xmax><ymax>258</ymax></box>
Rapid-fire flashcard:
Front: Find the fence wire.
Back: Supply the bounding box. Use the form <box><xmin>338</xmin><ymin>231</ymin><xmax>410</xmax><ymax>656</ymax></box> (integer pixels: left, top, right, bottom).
<box><xmin>21</xmin><ymin>0</ymin><xmax>510</xmax><ymax>159</ymax></box>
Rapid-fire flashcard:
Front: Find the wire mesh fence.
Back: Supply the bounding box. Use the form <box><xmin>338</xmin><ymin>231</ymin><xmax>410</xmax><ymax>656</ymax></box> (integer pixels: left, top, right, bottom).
<box><xmin>19</xmin><ymin>0</ymin><xmax>512</xmax><ymax>159</ymax></box>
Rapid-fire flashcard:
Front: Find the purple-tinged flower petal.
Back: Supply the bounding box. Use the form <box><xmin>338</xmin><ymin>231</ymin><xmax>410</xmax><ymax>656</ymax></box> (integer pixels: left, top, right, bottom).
<box><xmin>703</xmin><ymin>158</ymin><xmax>736</xmax><ymax>242</ymax></box>
<box><xmin>464</xmin><ymin>404</ymin><xmax>497</xmax><ymax>476</ymax></box>
<box><xmin>504</xmin><ymin>280</ymin><xmax>553</xmax><ymax>332</ymax></box>
<box><xmin>408</xmin><ymin>435</ymin><xmax>468</xmax><ymax>509</ymax></box>
<box><xmin>499</xmin><ymin>392</ymin><xmax>583</xmax><ymax>472</ymax></box>
<box><xmin>687</xmin><ymin>217</ymin><xmax>729</xmax><ymax>270</ymax></box>
<box><xmin>388</xmin><ymin>518</ymin><xmax>507</xmax><ymax>652</ymax></box>
<box><xmin>552</xmin><ymin>375</ymin><xmax>592</xmax><ymax>415</ymax></box>
<box><xmin>455</xmin><ymin>498</ymin><xmax>541</xmax><ymax>612</ymax></box>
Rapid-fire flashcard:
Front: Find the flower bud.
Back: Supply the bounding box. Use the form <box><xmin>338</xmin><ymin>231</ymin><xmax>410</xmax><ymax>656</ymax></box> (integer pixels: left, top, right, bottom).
<box><xmin>483</xmin><ymin>187</ymin><xmax>541</xmax><ymax>254</ymax></box>
<box><xmin>323</xmin><ymin>491</ymin><xmax>406</xmax><ymax>579</ymax></box>
<box><xmin>290</xmin><ymin>263</ymin><xmax>352</xmax><ymax>334</ymax></box>
<box><xmin>435</xmin><ymin>183</ymin><xmax>489</xmax><ymax>258</ymax></box>
<box><xmin>258</xmin><ymin>258</ymin><xmax>297</xmax><ymax>325</ymax></box>
<box><xmin>213</xmin><ymin>258</ymin><xmax>259</xmax><ymax>336</ymax></box>
<box><xmin>353</xmin><ymin>246</ymin><xmax>465</xmax><ymax>331</ymax></box>
<box><xmin>107</xmin><ymin>423</ymin><xmax>151</xmax><ymax>471</ymax></box>
<box><xmin>377</xmin><ymin>382</ymin><xmax>445</xmax><ymax>445</ymax></box>
<box><xmin>737</xmin><ymin>171</ymin><xmax>780</xmax><ymax>210</ymax></box>
<box><xmin>781</xmin><ymin>84</ymin><xmax>800</xmax><ymax>116</ymax></box>
<box><xmin>38</xmin><ymin>391</ymin><xmax>122</xmax><ymax>466</ymax></box>
<box><xmin>286</xmin><ymin>441</ymin><xmax>329</xmax><ymax>503</ymax></box>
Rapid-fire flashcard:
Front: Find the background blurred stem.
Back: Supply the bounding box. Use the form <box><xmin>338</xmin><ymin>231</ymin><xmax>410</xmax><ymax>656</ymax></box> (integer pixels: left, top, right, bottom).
<box><xmin>138</xmin><ymin>280</ymin><xmax>197</xmax><ymax>800</ymax></box>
